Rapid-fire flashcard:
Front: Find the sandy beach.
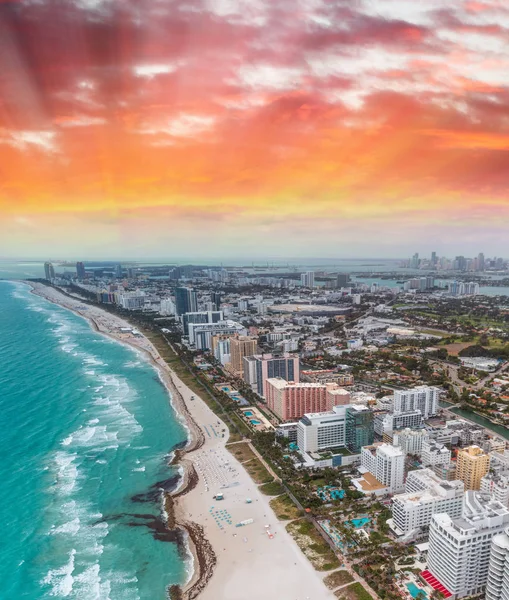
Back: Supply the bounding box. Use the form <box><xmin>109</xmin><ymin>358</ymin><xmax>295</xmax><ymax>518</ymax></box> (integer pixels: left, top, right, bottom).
<box><xmin>28</xmin><ymin>282</ymin><xmax>334</xmax><ymax>600</ymax></box>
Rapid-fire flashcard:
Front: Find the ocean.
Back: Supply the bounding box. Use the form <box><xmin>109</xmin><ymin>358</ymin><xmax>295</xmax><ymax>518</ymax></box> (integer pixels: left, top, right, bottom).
<box><xmin>0</xmin><ymin>281</ymin><xmax>189</xmax><ymax>599</ymax></box>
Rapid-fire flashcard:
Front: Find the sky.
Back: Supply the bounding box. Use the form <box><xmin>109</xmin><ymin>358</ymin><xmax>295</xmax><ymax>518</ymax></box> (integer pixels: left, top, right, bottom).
<box><xmin>1</xmin><ymin>0</ymin><xmax>509</xmax><ymax>260</ymax></box>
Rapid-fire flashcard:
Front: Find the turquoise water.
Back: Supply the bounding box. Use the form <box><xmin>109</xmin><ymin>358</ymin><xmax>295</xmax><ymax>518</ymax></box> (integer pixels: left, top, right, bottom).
<box><xmin>250</xmin><ymin>419</ymin><xmax>261</xmax><ymax>425</ymax></box>
<box><xmin>349</xmin><ymin>517</ymin><xmax>370</xmax><ymax>528</ymax></box>
<box><xmin>407</xmin><ymin>583</ymin><xmax>428</xmax><ymax>598</ymax></box>
<box><xmin>0</xmin><ymin>282</ymin><xmax>188</xmax><ymax>599</ymax></box>
<box><xmin>244</xmin><ymin>411</ymin><xmax>253</xmax><ymax>417</ymax></box>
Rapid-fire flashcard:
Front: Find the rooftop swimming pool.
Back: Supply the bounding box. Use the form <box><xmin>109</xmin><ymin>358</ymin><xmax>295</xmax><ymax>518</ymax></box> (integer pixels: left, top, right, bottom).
<box><xmin>406</xmin><ymin>583</ymin><xmax>428</xmax><ymax>599</ymax></box>
<box><xmin>244</xmin><ymin>411</ymin><xmax>253</xmax><ymax>417</ymax></box>
<box><xmin>250</xmin><ymin>419</ymin><xmax>261</xmax><ymax>425</ymax></box>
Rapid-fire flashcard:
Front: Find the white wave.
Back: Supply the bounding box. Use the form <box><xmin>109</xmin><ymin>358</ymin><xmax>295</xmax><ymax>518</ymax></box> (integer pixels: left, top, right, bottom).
<box><xmin>42</xmin><ymin>548</ymin><xmax>76</xmax><ymax>597</ymax></box>
<box><xmin>124</xmin><ymin>360</ymin><xmax>142</xmax><ymax>368</ymax></box>
<box><xmin>83</xmin><ymin>357</ymin><xmax>105</xmax><ymax>366</ymax></box>
<box><xmin>132</xmin><ymin>466</ymin><xmax>145</xmax><ymax>472</ymax></box>
<box><xmin>53</xmin><ymin>451</ymin><xmax>79</xmax><ymax>496</ymax></box>
<box><xmin>51</xmin><ymin>518</ymin><xmax>81</xmax><ymax>536</ymax></box>
<box><xmin>182</xmin><ymin>529</ymin><xmax>196</xmax><ymax>586</ymax></box>
<box><xmin>88</xmin><ymin>418</ymin><xmax>100</xmax><ymax>425</ymax></box>
<box><xmin>62</xmin><ymin>343</ymin><xmax>78</xmax><ymax>354</ymax></box>
<box><xmin>84</xmin><ymin>370</ymin><xmax>96</xmax><ymax>376</ymax></box>
<box><xmin>62</xmin><ymin>425</ymin><xmax>119</xmax><ymax>450</ymax></box>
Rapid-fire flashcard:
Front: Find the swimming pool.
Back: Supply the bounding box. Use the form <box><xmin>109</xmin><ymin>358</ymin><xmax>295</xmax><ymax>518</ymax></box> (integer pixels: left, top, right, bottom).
<box><xmin>244</xmin><ymin>411</ymin><xmax>253</xmax><ymax>417</ymax></box>
<box><xmin>406</xmin><ymin>583</ymin><xmax>428</xmax><ymax>599</ymax></box>
<box><xmin>349</xmin><ymin>517</ymin><xmax>370</xmax><ymax>528</ymax></box>
<box><xmin>250</xmin><ymin>419</ymin><xmax>261</xmax><ymax>425</ymax></box>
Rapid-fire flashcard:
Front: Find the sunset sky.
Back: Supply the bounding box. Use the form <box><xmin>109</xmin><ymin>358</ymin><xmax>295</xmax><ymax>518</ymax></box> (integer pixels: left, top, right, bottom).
<box><xmin>1</xmin><ymin>0</ymin><xmax>509</xmax><ymax>259</ymax></box>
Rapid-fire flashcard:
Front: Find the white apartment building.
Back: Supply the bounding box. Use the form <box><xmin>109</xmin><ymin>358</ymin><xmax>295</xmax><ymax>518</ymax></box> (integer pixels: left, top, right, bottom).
<box><xmin>117</xmin><ymin>291</ymin><xmax>146</xmax><ymax>310</ymax></box>
<box><xmin>187</xmin><ymin>320</ymin><xmax>245</xmax><ymax>350</ymax></box>
<box><xmin>426</xmin><ymin>492</ymin><xmax>509</xmax><ymax>599</ymax></box>
<box><xmin>481</xmin><ymin>471</ymin><xmax>509</xmax><ymax>507</ymax></box>
<box><xmin>360</xmin><ymin>443</ymin><xmax>405</xmax><ymax>493</ymax></box>
<box><xmin>213</xmin><ymin>338</ymin><xmax>231</xmax><ymax>366</ymax></box>
<box><xmin>297</xmin><ymin>405</ymin><xmax>348</xmax><ymax>453</ymax></box>
<box><xmin>301</xmin><ymin>271</ymin><xmax>315</xmax><ymax>288</ymax></box>
<box><xmin>377</xmin><ymin>396</ymin><xmax>394</xmax><ymax>411</ymax></box>
<box><xmin>490</xmin><ymin>450</ymin><xmax>509</xmax><ymax>470</ymax></box>
<box><xmin>160</xmin><ymin>297</ymin><xmax>176</xmax><ymax>316</ymax></box>
<box><xmin>482</xmin><ymin>438</ymin><xmax>507</xmax><ymax>455</ymax></box>
<box><xmin>421</xmin><ymin>440</ymin><xmax>451</xmax><ymax>467</ymax></box>
<box><xmin>390</xmin><ymin>469</ymin><xmax>464</xmax><ymax>538</ymax></box>
<box><xmin>486</xmin><ymin>526</ymin><xmax>509</xmax><ymax>600</ymax></box>
<box><xmin>393</xmin><ymin>428</ymin><xmax>429</xmax><ymax>455</ymax></box>
<box><xmin>374</xmin><ymin>411</ymin><xmax>423</xmax><ymax>436</ymax></box>
<box><xmin>393</xmin><ymin>386</ymin><xmax>440</xmax><ymax>419</ymax></box>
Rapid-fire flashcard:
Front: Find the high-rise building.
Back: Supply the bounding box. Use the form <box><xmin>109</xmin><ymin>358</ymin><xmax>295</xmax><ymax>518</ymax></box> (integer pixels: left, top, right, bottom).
<box><xmin>359</xmin><ymin>443</ymin><xmax>405</xmax><ymax>493</ymax></box>
<box><xmin>182</xmin><ymin>311</ymin><xmax>223</xmax><ymax>336</ymax></box>
<box><xmin>456</xmin><ymin>445</ymin><xmax>490</xmax><ymax>490</ymax></box>
<box><xmin>175</xmin><ymin>287</ymin><xmax>198</xmax><ymax>316</ymax></box>
<box><xmin>76</xmin><ymin>262</ymin><xmax>86</xmax><ymax>279</ymax></box>
<box><xmin>297</xmin><ymin>405</ymin><xmax>349</xmax><ymax>453</ymax></box>
<box><xmin>210</xmin><ymin>292</ymin><xmax>221</xmax><ymax>311</ymax></box>
<box><xmin>188</xmin><ymin>320</ymin><xmax>245</xmax><ymax>350</ymax></box>
<box><xmin>227</xmin><ymin>335</ymin><xmax>258</xmax><ymax>377</ymax></box>
<box><xmin>425</xmin><ymin>492</ymin><xmax>509</xmax><ymax>599</ymax></box>
<box><xmin>213</xmin><ymin>337</ymin><xmax>231</xmax><ymax>366</ymax></box>
<box><xmin>345</xmin><ymin>405</ymin><xmax>374</xmax><ymax>453</ymax></box>
<box><xmin>453</xmin><ymin>256</ymin><xmax>466</xmax><ymax>271</ymax></box>
<box><xmin>390</xmin><ymin>469</ymin><xmax>464</xmax><ymax>538</ymax></box>
<box><xmin>478</xmin><ymin>253</ymin><xmax>485</xmax><ymax>272</ymax></box>
<box><xmin>265</xmin><ymin>379</ymin><xmax>349</xmax><ymax>421</ymax></box>
<box><xmin>115</xmin><ymin>263</ymin><xmax>122</xmax><ymax>278</ymax></box>
<box><xmin>486</xmin><ymin>526</ymin><xmax>509</xmax><ymax>600</ymax></box>
<box><xmin>393</xmin><ymin>386</ymin><xmax>439</xmax><ymax>419</ymax></box>
<box><xmin>44</xmin><ymin>262</ymin><xmax>55</xmax><ymax>281</ymax></box>
<box><xmin>300</xmin><ymin>271</ymin><xmax>315</xmax><ymax>288</ymax></box>
<box><xmin>431</xmin><ymin>251</ymin><xmax>437</xmax><ymax>266</ymax></box>
<box><xmin>374</xmin><ymin>410</ymin><xmax>424</xmax><ymax>436</ymax></box>
<box><xmin>243</xmin><ymin>353</ymin><xmax>300</xmax><ymax>397</ymax></box>
<box><xmin>160</xmin><ymin>298</ymin><xmax>176</xmax><ymax>316</ymax></box>
<box><xmin>337</xmin><ymin>273</ymin><xmax>350</xmax><ymax>288</ymax></box>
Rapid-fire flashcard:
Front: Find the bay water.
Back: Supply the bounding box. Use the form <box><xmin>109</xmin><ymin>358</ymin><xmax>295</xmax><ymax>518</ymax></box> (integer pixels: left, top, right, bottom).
<box><xmin>0</xmin><ymin>281</ymin><xmax>188</xmax><ymax>599</ymax></box>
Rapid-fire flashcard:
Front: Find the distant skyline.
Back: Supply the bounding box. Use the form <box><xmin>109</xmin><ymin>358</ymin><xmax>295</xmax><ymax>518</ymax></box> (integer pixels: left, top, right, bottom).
<box><xmin>1</xmin><ymin>0</ymin><xmax>509</xmax><ymax>257</ymax></box>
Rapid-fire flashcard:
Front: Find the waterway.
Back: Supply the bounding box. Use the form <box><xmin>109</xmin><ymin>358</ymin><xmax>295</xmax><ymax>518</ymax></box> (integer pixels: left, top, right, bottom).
<box><xmin>440</xmin><ymin>401</ymin><xmax>509</xmax><ymax>441</ymax></box>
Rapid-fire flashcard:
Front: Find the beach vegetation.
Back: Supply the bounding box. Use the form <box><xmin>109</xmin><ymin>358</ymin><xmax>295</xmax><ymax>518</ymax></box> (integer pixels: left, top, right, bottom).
<box><xmin>323</xmin><ymin>570</ymin><xmax>354</xmax><ymax>590</ymax></box>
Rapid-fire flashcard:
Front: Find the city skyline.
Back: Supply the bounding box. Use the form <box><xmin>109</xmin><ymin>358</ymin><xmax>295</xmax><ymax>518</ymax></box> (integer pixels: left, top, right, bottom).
<box><xmin>1</xmin><ymin>0</ymin><xmax>509</xmax><ymax>257</ymax></box>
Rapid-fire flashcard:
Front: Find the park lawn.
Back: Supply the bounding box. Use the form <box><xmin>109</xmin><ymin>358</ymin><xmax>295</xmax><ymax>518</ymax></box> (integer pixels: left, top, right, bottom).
<box><xmin>269</xmin><ymin>494</ymin><xmax>302</xmax><ymax>520</ymax></box>
<box><xmin>227</xmin><ymin>442</ymin><xmax>257</xmax><ymax>463</ymax></box>
<box><xmin>286</xmin><ymin>519</ymin><xmax>340</xmax><ymax>571</ymax></box>
<box><xmin>259</xmin><ymin>481</ymin><xmax>285</xmax><ymax>496</ymax></box>
<box><xmin>335</xmin><ymin>583</ymin><xmax>374</xmax><ymax>600</ymax></box>
<box><xmin>242</xmin><ymin>457</ymin><xmax>273</xmax><ymax>484</ymax></box>
<box><xmin>324</xmin><ymin>570</ymin><xmax>354</xmax><ymax>589</ymax></box>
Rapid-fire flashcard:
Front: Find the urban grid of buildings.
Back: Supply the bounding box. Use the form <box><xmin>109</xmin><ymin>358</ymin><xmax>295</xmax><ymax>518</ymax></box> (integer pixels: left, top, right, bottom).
<box><xmin>40</xmin><ymin>253</ymin><xmax>509</xmax><ymax>600</ymax></box>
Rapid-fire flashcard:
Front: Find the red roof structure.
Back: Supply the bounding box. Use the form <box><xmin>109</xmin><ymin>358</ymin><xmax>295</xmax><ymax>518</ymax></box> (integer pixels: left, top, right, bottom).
<box><xmin>420</xmin><ymin>571</ymin><xmax>452</xmax><ymax>598</ymax></box>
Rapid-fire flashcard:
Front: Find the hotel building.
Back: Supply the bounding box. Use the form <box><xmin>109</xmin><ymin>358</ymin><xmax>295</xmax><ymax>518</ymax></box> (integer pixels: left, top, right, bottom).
<box><xmin>265</xmin><ymin>378</ymin><xmax>350</xmax><ymax>421</ymax></box>
<box><xmin>425</xmin><ymin>492</ymin><xmax>509</xmax><ymax>599</ymax></box>
<box><xmin>390</xmin><ymin>469</ymin><xmax>464</xmax><ymax>538</ymax></box>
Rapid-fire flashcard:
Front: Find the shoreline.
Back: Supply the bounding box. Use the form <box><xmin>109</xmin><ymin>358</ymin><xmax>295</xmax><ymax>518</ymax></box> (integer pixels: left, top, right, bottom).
<box><xmin>23</xmin><ymin>281</ymin><xmax>336</xmax><ymax>600</ymax></box>
<box><xmin>24</xmin><ymin>281</ymin><xmax>213</xmax><ymax>599</ymax></box>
